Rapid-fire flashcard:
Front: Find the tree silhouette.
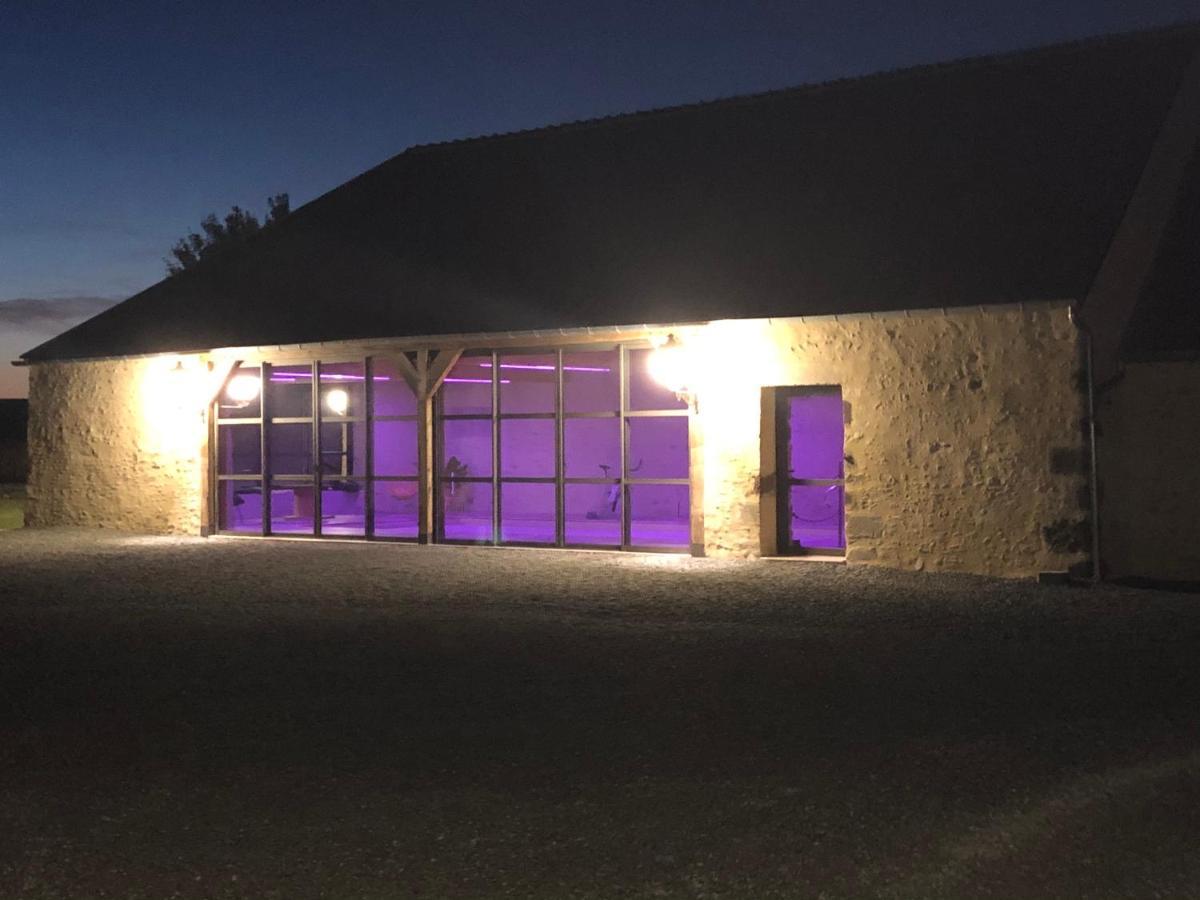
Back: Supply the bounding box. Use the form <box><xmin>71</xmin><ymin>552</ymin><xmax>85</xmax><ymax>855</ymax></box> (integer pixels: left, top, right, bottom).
<box><xmin>166</xmin><ymin>193</ymin><xmax>290</xmax><ymax>275</ymax></box>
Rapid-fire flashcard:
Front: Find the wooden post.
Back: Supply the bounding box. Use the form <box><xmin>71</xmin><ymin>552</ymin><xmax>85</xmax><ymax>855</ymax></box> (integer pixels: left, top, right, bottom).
<box><xmin>406</xmin><ymin>348</ymin><xmax>462</xmax><ymax>545</ymax></box>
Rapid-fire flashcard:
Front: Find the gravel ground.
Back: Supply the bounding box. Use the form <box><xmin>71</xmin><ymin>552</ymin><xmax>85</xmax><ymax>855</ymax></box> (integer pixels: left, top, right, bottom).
<box><xmin>1</xmin><ymin>529</ymin><xmax>1199</xmax><ymax>899</ymax></box>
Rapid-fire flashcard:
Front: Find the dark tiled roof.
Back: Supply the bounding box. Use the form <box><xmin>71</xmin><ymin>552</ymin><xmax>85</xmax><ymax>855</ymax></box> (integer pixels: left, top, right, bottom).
<box><xmin>22</xmin><ymin>24</ymin><xmax>1200</xmax><ymax>362</ymax></box>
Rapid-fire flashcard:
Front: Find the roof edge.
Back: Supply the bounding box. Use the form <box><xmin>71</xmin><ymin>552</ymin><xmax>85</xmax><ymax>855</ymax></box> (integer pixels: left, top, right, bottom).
<box><xmin>19</xmin><ymin>299</ymin><xmax>1075</xmax><ymax>367</ymax></box>
<box><xmin>398</xmin><ymin>21</ymin><xmax>1200</xmax><ymax>157</ymax></box>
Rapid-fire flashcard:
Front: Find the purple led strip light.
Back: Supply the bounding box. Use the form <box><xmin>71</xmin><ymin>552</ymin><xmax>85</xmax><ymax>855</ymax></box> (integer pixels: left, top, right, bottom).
<box><xmin>269</xmin><ymin>363</ymin><xmax>611</xmax><ymax>383</ymax></box>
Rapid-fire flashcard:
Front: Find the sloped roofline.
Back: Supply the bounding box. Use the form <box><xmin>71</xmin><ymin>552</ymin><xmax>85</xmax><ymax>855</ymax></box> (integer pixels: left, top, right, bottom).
<box><xmin>347</xmin><ymin>22</ymin><xmax>1200</xmax><ymax>169</ymax></box>
<box><xmin>16</xmin><ymin>19</ymin><xmax>1200</xmax><ymax>364</ymax></box>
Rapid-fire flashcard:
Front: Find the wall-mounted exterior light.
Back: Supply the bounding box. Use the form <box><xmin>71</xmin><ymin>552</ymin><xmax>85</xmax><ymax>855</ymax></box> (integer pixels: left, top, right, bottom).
<box><xmin>225</xmin><ymin>374</ymin><xmax>261</xmax><ymax>404</ymax></box>
<box><xmin>325</xmin><ymin>388</ymin><xmax>349</xmax><ymax>416</ymax></box>
<box><xmin>648</xmin><ymin>334</ymin><xmax>693</xmax><ymax>399</ymax></box>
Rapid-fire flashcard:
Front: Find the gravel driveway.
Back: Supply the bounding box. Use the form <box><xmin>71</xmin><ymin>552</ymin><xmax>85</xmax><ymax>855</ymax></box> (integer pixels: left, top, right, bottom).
<box><xmin>2</xmin><ymin>529</ymin><xmax>1199</xmax><ymax>898</ymax></box>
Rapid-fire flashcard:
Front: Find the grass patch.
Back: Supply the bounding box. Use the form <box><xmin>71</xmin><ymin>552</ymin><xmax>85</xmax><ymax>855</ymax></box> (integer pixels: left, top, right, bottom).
<box><xmin>0</xmin><ymin>495</ymin><xmax>24</xmax><ymax>529</ymax></box>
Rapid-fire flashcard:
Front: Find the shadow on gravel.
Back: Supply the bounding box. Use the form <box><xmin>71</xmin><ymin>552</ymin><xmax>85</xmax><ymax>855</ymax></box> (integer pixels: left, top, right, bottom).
<box><xmin>2</xmin><ymin>532</ymin><xmax>1199</xmax><ymax>898</ymax></box>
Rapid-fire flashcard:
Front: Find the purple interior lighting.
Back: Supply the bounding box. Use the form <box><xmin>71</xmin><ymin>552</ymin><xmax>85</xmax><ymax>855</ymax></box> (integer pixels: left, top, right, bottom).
<box><xmin>269</xmin><ymin>483</ymin><xmax>315</xmax><ymax>534</ymax></box>
<box><xmin>372</xmin><ymin>358</ymin><xmax>418</xmax><ymax>416</ymax></box>
<box><xmin>629</xmin><ymin>484</ymin><xmax>690</xmax><ymax>548</ymax></box>
<box><xmin>319</xmin><ymin>420</ymin><xmax>366</xmax><ymax>478</ymax></box>
<box><xmin>373</xmin><ymin>420</ymin><xmax>418</xmax><ymax>475</ymax></box>
<box><xmin>500</xmin><ymin>482</ymin><xmax>555</xmax><ymax>543</ymax></box>
<box><xmin>499</xmin><ymin>354</ymin><xmax>555</xmax><ymax>413</ymax></box>
<box><xmin>500</xmin><ymin>419</ymin><xmax>555</xmax><ymax>477</ymax></box>
<box><xmin>788</xmin><ymin>392</ymin><xmax>844</xmax><ymax>481</ymax></box>
<box><xmin>374</xmin><ymin>481</ymin><xmax>418</xmax><ymax>539</ymax></box>
<box><xmin>266</xmin><ymin>366</ymin><xmax>313</xmax><ymax>417</ymax></box>
<box><xmin>219</xmin><ymin>481</ymin><xmax>263</xmax><ymax>533</ymax></box>
<box><xmin>218</xmin><ymin>424</ymin><xmax>261</xmax><ymax>475</ymax></box>
<box><xmin>564</xmin><ymin>418</ymin><xmax>619</xmax><ymax>477</ymax></box>
<box><xmin>441</xmin><ymin>418</ymin><xmax>492</xmax><ymax>477</ymax></box>
<box><xmin>564</xmin><ymin>483</ymin><xmax>621</xmax><ymax>545</ymax></box>
<box><xmin>268</xmin><ymin>422</ymin><xmax>313</xmax><ymax>475</ymax></box>
<box><xmin>563</xmin><ymin>350</ymin><xmax>619</xmax><ymax>413</ymax></box>
<box><xmin>318</xmin><ymin>484</ymin><xmax>366</xmax><ymax>536</ymax></box>
<box><xmin>787</xmin><ymin>390</ymin><xmax>845</xmax><ymax>549</ymax></box>
<box><xmin>789</xmin><ymin>484</ymin><xmax>844</xmax><ymax>550</ymax></box>
<box><xmin>441</xmin><ymin>358</ymin><xmax>493</xmax><ymax>414</ymax></box>
<box><xmin>442</xmin><ymin>482</ymin><xmax>492</xmax><ymax>542</ymax></box>
<box><xmin>627</xmin><ymin>417</ymin><xmax>689</xmax><ymax>479</ymax></box>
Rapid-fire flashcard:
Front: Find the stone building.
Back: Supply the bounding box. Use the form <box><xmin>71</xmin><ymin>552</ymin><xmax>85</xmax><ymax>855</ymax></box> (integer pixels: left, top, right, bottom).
<box><xmin>16</xmin><ymin>26</ymin><xmax>1200</xmax><ymax>582</ymax></box>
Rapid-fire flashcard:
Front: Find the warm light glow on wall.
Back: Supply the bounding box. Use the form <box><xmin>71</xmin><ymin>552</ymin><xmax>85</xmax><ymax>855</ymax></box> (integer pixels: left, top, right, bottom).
<box><xmin>139</xmin><ymin>355</ymin><xmax>212</xmax><ymax>457</ymax></box>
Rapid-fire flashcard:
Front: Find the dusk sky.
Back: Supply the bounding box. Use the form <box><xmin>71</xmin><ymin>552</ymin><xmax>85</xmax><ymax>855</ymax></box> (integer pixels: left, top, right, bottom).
<box><xmin>3</xmin><ymin>0</ymin><xmax>1198</xmax><ymax>396</ymax></box>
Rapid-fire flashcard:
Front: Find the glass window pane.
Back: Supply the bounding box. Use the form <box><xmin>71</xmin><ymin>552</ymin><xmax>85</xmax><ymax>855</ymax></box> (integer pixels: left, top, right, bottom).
<box><xmin>217</xmin><ymin>366</ymin><xmax>261</xmax><ymax>419</ymax></box>
<box><xmin>268</xmin><ymin>422</ymin><xmax>312</xmax><ymax>475</ymax></box>
<box><xmin>629</xmin><ymin>484</ymin><xmax>689</xmax><ymax>548</ymax></box>
<box><xmin>500</xmin><ymin>482</ymin><xmax>555</xmax><ymax>544</ymax></box>
<box><xmin>319</xmin><ymin>361</ymin><xmax>365</xmax><ymax>419</ymax></box>
<box><xmin>627</xmin><ymin>417</ymin><xmax>688</xmax><ymax>479</ymax></box>
<box><xmin>373</xmin><ymin>420</ymin><xmax>418</xmax><ymax>477</ymax></box>
<box><xmin>442</xmin><ymin>481</ymin><xmax>492</xmax><ymax>542</ymax></box>
<box><xmin>374</xmin><ymin>480</ymin><xmax>419</xmax><ymax>538</ymax></box>
<box><xmin>565</xmin><ymin>483</ymin><xmax>621</xmax><ymax>546</ymax></box>
<box><xmin>440</xmin><ymin>356</ymin><xmax>493</xmax><ymax>415</ymax></box>
<box><xmin>788</xmin><ymin>390</ymin><xmax>844</xmax><ymax>480</ymax></box>
<box><xmin>440</xmin><ymin>418</ymin><xmax>492</xmax><ymax>478</ymax></box>
<box><xmin>217</xmin><ymin>424</ymin><xmax>260</xmax><ymax>475</ymax></box>
<box><xmin>371</xmin><ymin>357</ymin><xmax>418</xmax><ymax>417</ymax></box>
<box><xmin>269</xmin><ymin>481</ymin><xmax>315</xmax><ymax>535</ymax></box>
<box><xmin>319</xmin><ymin>420</ymin><xmax>366</xmax><ymax>480</ymax></box>
<box><xmin>628</xmin><ymin>348</ymin><xmax>687</xmax><ymax>411</ymax></box>
<box><xmin>218</xmin><ymin>480</ymin><xmax>262</xmax><ymax>533</ymax></box>
<box><xmin>789</xmin><ymin>484</ymin><xmax>845</xmax><ymax>550</ymax></box>
<box><xmin>500</xmin><ymin>419</ymin><xmax>555</xmax><ymax>478</ymax></box>
<box><xmin>563</xmin><ymin>350</ymin><xmax>619</xmax><ymax>413</ymax></box>
<box><xmin>266</xmin><ymin>364</ymin><xmax>313</xmax><ymax>418</ymax></box>
<box><xmin>497</xmin><ymin>354</ymin><xmax>556</xmax><ymax>413</ymax></box>
<box><xmin>321</xmin><ymin>481</ymin><xmax>366</xmax><ymax>536</ymax></box>
<box><xmin>563</xmin><ymin>417</ymin><xmax>620</xmax><ymax>478</ymax></box>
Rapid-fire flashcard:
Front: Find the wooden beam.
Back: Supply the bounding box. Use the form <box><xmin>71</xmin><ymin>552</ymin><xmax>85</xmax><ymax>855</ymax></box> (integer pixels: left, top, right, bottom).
<box><xmin>424</xmin><ymin>348</ymin><xmax>463</xmax><ymax>399</ymax></box>
<box><xmin>389</xmin><ymin>351</ymin><xmax>422</xmax><ymax>397</ymax></box>
<box><xmin>415</xmin><ymin>349</ymin><xmax>429</xmax><ymax>399</ymax></box>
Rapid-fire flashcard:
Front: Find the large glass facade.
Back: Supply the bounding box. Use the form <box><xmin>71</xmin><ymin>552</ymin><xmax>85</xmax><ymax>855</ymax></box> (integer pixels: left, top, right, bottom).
<box><xmin>215</xmin><ymin>345</ymin><xmax>691</xmax><ymax>552</ymax></box>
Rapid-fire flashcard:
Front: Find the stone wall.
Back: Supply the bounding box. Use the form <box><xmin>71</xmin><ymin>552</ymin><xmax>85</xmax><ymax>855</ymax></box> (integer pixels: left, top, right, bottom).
<box><xmin>691</xmin><ymin>303</ymin><xmax>1090</xmax><ymax>577</ymax></box>
<box><xmin>25</xmin><ymin>355</ymin><xmax>209</xmax><ymax>534</ymax></box>
<box><xmin>1099</xmin><ymin>360</ymin><xmax>1200</xmax><ymax>583</ymax></box>
<box><xmin>25</xmin><ymin>305</ymin><xmax>1090</xmax><ymax>577</ymax></box>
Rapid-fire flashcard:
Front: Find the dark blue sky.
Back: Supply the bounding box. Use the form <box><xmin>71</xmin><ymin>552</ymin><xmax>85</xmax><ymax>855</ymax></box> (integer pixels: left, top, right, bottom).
<box><xmin>2</xmin><ymin>0</ymin><xmax>1198</xmax><ymax>395</ymax></box>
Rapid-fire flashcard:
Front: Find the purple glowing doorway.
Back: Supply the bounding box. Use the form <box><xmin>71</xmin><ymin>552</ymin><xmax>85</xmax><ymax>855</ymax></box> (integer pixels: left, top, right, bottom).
<box><xmin>781</xmin><ymin>387</ymin><xmax>845</xmax><ymax>553</ymax></box>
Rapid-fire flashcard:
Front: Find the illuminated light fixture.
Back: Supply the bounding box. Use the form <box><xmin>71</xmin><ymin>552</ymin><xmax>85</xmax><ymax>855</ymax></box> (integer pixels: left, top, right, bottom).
<box><xmin>648</xmin><ymin>334</ymin><xmax>692</xmax><ymax>398</ymax></box>
<box><xmin>226</xmin><ymin>373</ymin><xmax>261</xmax><ymax>404</ymax></box>
<box><xmin>325</xmin><ymin>388</ymin><xmax>349</xmax><ymax>416</ymax></box>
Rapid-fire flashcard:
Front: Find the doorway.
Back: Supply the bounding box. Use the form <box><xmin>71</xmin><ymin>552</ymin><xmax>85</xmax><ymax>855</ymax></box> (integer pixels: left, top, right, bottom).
<box><xmin>776</xmin><ymin>386</ymin><xmax>845</xmax><ymax>555</ymax></box>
